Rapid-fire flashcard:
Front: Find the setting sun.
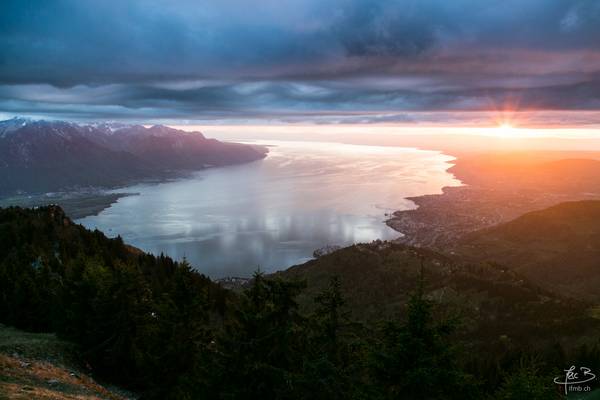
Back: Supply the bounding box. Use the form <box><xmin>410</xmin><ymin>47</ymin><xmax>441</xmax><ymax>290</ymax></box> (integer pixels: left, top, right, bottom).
<box><xmin>496</xmin><ymin>123</ymin><xmax>519</xmax><ymax>137</ymax></box>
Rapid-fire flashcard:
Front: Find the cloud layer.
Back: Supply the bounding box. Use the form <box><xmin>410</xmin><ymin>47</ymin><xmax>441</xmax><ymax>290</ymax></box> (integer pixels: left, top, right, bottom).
<box><xmin>1</xmin><ymin>0</ymin><xmax>600</xmax><ymax>123</ymax></box>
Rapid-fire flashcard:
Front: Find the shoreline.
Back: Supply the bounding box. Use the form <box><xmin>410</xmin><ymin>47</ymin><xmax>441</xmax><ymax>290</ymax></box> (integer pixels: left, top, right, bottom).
<box><xmin>385</xmin><ymin>151</ymin><xmax>600</xmax><ymax>250</ymax></box>
<box><xmin>6</xmin><ymin>147</ymin><xmax>600</xmax><ymax>260</ymax></box>
<box><xmin>0</xmin><ymin>157</ymin><xmax>271</xmax><ymax>220</ymax></box>
<box><xmin>0</xmin><ymin>191</ymin><xmax>138</xmax><ymax>220</ymax></box>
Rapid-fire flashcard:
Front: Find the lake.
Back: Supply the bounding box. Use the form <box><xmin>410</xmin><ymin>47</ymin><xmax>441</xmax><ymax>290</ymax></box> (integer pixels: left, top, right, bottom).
<box><xmin>77</xmin><ymin>140</ymin><xmax>460</xmax><ymax>278</ymax></box>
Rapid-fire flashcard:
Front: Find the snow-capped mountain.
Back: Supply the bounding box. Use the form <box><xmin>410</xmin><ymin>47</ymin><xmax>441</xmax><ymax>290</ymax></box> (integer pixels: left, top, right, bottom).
<box><xmin>0</xmin><ymin>117</ymin><xmax>37</xmax><ymax>138</ymax></box>
<box><xmin>0</xmin><ymin>118</ymin><xmax>267</xmax><ymax>195</ymax></box>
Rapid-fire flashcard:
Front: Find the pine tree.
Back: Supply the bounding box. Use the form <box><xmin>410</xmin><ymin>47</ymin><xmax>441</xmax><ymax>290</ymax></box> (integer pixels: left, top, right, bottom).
<box><xmin>314</xmin><ymin>276</ymin><xmax>346</xmax><ymax>361</ymax></box>
<box><xmin>209</xmin><ymin>271</ymin><xmax>307</xmax><ymax>399</ymax></box>
<box><xmin>493</xmin><ymin>361</ymin><xmax>560</xmax><ymax>400</ymax></box>
<box><xmin>371</xmin><ymin>261</ymin><xmax>478</xmax><ymax>399</ymax></box>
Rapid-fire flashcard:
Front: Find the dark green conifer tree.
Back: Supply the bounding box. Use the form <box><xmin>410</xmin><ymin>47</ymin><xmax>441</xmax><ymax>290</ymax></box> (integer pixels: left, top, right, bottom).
<box><xmin>371</xmin><ymin>263</ymin><xmax>479</xmax><ymax>399</ymax></box>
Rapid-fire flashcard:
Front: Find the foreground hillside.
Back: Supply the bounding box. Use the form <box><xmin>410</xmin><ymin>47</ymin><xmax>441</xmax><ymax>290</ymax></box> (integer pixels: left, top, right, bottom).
<box><xmin>457</xmin><ymin>200</ymin><xmax>600</xmax><ymax>300</ymax></box>
<box><xmin>2</xmin><ymin>205</ymin><xmax>600</xmax><ymax>399</ymax></box>
<box><xmin>0</xmin><ymin>118</ymin><xmax>267</xmax><ymax>196</ymax></box>
<box><xmin>0</xmin><ymin>205</ymin><xmax>230</xmax><ymax>398</ymax></box>
<box><xmin>0</xmin><ymin>324</ymin><xmax>132</xmax><ymax>399</ymax></box>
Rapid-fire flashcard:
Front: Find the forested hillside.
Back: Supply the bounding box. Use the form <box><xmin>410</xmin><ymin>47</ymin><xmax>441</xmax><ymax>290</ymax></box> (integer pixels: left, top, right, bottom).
<box><xmin>276</xmin><ymin>241</ymin><xmax>597</xmax><ymax>347</ymax></box>
<box><xmin>457</xmin><ymin>200</ymin><xmax>600</xmax><ymax>300</ymax></box>
<box><xmin>2</xmin><ymin>205</ymin><xmax>600</xmax><ymax>399</ymax></box>
<box><xmin>0</xmin><ymin>205</ymin><xmax>229</xmax><ymax>397</ymax></box>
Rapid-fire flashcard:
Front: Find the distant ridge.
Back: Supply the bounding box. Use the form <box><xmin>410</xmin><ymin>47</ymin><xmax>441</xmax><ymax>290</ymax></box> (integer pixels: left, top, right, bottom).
<box><xmin>0</xmin><ymin>118</ymin><xmax>268</xmax><ymax>195</ymax></box>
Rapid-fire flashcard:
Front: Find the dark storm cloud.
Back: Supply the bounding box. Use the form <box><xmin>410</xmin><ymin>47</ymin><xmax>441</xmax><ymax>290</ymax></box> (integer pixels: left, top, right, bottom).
<box><xmin>333</xmin><ymin>0</ymin><xmax>441</xmax><ymax>57</ymax></box>
<box><xmin>1</xmin><ymin>0</ymin><xmax>600</xmax><ymax>121</ymax></box>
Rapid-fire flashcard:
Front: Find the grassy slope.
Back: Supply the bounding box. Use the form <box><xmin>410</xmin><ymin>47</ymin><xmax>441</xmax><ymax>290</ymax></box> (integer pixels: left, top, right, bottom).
<box><xmin>0</xmin><ymin>324</ymin><xmax>133</xmax><ymax>400</ymax></box>
<box><xmin>457</xmin><ymin>200</ymin><xmax>600</xmax><ymax>300</ymax></box>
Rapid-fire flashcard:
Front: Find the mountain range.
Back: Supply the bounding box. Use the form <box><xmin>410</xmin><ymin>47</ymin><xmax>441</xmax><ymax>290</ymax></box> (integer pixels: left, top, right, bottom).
<box><xmin>0</xmin><ymin>117</ymin><xmax>267</xmax><ymax>196</ymax></box>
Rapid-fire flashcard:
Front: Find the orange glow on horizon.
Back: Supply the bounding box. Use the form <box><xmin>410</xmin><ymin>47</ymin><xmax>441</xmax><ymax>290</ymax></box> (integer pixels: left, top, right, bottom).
<box><xmin>487</xmin><ymin>123</ymin><xmax>526</xmax><ymax>138</ymax></box>
<box><xmin>168</xmin><ymin>109</ymin><xmax>600</xmax><ymax>148</ymax></box>
<box><xmin>172</xmin><ymin>123</ymin><xmax>598</xmax><ymax>139</ymax></box>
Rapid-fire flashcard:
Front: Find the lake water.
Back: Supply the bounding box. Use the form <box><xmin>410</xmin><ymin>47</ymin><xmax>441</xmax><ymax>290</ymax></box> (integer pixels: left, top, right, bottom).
<box><xmin>77</xmin><ymin>140</ymin><xmax>460</xmax><ymax>278</ymax></box>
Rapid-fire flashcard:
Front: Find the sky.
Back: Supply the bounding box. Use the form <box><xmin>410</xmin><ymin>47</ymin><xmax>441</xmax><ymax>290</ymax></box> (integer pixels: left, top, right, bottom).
<box><xmin>1</xmin><ymin>0</ymin><xmax>600</xmax><ymax>128</ymax></box>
